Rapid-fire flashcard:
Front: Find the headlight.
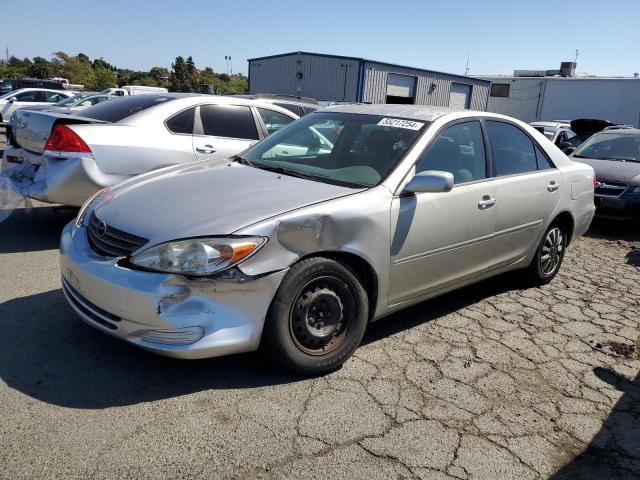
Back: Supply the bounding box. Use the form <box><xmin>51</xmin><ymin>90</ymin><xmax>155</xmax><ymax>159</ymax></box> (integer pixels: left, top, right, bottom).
<box><xmin>629</xmin><ymin>186</ymin><xmax>640</xmax><ymax>194</ymax></box>
<box><xmin>129</xmin><ymin>237</ymin><xmax>267</xmax><ymax>276</ymax></box>
<box><xmin>75</xmin><ymin>188</ymin><xmax>107</xmax><ymax>227</ymax></box>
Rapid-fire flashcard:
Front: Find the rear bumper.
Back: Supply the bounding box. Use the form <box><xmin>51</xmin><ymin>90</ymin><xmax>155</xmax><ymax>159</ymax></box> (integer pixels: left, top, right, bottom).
<box><xmin>594</xmin><ymin>193</ymin><xmax>640</xmax><ymax>221</ymax></box>
<box><xmin>59</xmin><ymin>222</ymin><xmax>287</xmax><ymax>359</ymax></box>
<box><xmin>1</xmin><ymin>146</ymin><xmax>130</xmax><ymax>206</ymax></box>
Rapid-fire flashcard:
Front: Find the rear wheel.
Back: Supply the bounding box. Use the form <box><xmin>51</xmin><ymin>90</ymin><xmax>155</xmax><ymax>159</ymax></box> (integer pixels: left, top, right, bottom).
<box><xmin>263</xmin><ymin>257</ymin><xmax>369</xmax><ymax>375</ymax></box>
<box><xmin>525</xmin><ymin>224</ymin><xmax>567</xmax><ymax>285</ymax></box>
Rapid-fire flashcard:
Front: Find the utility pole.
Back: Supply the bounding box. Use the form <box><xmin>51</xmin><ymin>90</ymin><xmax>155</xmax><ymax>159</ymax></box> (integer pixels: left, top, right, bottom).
<box><xmin>464</xmin><ymin>50</ymin><xmax>470</xmax><ymax>76</ymax></box>
<box><xmin>574</xmin><ymin>49</ymin><xmax>579</xmax><ymax>63</ymax></box>
<box><xmin>229</xmin><ymin>56</ymin><xmax>232</xmax><ymax>75</ymax></box>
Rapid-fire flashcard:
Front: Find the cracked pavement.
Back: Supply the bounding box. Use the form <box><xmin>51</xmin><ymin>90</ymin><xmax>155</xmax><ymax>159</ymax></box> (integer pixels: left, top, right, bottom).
<box><xmin>1</xmin><ymin>203</ymin><xmax>639</xmax><ymax>479</ymax></box>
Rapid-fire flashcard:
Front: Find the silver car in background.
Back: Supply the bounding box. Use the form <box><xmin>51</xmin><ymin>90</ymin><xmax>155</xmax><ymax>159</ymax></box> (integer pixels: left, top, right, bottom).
<box><xmin>60</xmin><ymin>105</ymin><xmax>595</xmax><ymax>374</ymax></box>
<box><xmin>2</xmin><ymin>94</ymin><xmax>298</xmax><ymax>205</ymax></box>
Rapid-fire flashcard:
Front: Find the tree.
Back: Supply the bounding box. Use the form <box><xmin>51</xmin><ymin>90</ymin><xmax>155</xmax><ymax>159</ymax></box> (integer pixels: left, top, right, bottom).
<box><xmin>169</xmin><ymin>56</ymin><xmax>191</xmax><ymax>92</ymax></box>
<box><xmin>52</xmin><ymin>51</ymin><xmax>95</xmax><ymax>87</ymax></box>
<box><xmin>90</xmin><ymin>64</ymin><xmax>117</xmax><ymax>90</ymax></box>
<box><xmin>28</xmin><ymin>56</ymin><xmax>51</xmax><ymax>78</ymax></box>
<box><xmin>185</xmin><ymin>56</ymin><xmax>199</xmax><ymax>91</ymax></box>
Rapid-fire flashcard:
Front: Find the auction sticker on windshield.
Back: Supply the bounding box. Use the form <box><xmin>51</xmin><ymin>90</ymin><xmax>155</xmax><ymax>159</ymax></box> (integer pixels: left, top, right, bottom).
<box><xmin>377</xmin><ymin>118</ymin><xmax>425</xmax><ymax>130</ymax></box>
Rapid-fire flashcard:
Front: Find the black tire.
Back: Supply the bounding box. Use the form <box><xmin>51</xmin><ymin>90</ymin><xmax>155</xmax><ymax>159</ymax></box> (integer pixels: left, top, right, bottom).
<box><xmin>263</xmin><ymin>256</ymin><xmax>369</xmax><ymax>375</ymax></box>
<box><xmin>525</xmin><ymin>223</ymin><xmax>567</xmax><ymax>285</ymax></box>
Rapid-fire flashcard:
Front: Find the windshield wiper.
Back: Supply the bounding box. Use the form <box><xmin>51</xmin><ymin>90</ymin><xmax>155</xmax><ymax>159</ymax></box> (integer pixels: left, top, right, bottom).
<box><xmin>230</xmin><ymin>154</ymin><xmax>254</xmax><ymax>166</ymax></box>
<box><xmin>254</xmin><ymin>164</ymin><xmax>321</xmax><ymax>181</ymax></box>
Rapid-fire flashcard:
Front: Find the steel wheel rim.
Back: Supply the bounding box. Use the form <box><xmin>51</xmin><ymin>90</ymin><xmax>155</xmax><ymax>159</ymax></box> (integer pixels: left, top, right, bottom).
<box><xmin>288</xmin><ymin>275</ymin><xmax>354</xmax><ymax>356</ymax></box>
<box><xmin>540</xmin><ymin>227</ymin><xmax>564</xmax><ymax>276</ymax></box>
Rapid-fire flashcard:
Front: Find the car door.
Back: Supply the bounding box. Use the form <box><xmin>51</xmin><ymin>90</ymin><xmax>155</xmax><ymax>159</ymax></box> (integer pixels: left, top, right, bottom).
<box><xmin>193</xmin><ymin>104</ymin><xmax>261</xmax><ymax>160</ymax></box>
<box><xmin>2</xmin><ymin>90</ymin><xmax>45</xmax><ymax>119</ymax></box>
<box><xmin>388</xmin><ymin>120</ymin><xmax>499</xmax><ymax>306</ymax></box>
<box><xmin>485</xmin><ymin>120</ymin><xmax>563</xmax><ymax>265</ymax></box>
<box><xmin>164</xmin><ymin>106</ymin><xmax>200</xmax><ymax>162</ymax></box>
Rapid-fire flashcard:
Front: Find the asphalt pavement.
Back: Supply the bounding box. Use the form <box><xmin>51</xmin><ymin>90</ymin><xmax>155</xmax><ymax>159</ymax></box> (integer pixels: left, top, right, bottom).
<box><xmin>1</xmin><ymin>202</ymin><xmax>639</xmax><ymax>479</ymax></box>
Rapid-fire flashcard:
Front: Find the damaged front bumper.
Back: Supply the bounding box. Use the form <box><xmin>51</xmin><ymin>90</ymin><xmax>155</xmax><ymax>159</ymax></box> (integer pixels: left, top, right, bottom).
<box><xmin>1</xmin><ymin>146</ymin><xmax>130</xmax><ymax>206</ymax></box>
<box><xmin>59</xmin><ymin>222</ymin><xmax>288</xmax><ymax>359</ymax></box>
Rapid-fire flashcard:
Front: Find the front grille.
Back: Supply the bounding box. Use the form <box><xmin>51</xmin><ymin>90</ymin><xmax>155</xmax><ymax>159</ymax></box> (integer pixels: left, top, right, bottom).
<box><xmin>595</xmin><ymin>180</ymin><xmax>628</xmax><ymax>198</ymax></box>
<box><xmin>87</xmin><ymin>212</ymin><xmax>148</xmax><ymax>257</ymax></box>
<box><xmin>5</xmin><ymin>124</ymin><xmax>14</xmax><ymax>146</ymax></box>
<box><xmin>62</xmin><ymin>276</ymin><xmax>121</xmax><ymax>330</ymax></box>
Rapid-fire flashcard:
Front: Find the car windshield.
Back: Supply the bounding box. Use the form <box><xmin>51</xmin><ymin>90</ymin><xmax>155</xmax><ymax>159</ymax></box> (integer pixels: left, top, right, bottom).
<box><xmin>241</xmin><ymin>112</ymin><xmax>427</xmax><ymax>188</ymax></box>
<box><xmin>55</xmin><ymin>96</ymin><xmax>83</xmax><ymax>106</ymax></box>
<box><xmin>0</xmin><ymin>89</ymin><xmax>18</xmax><ymax>100</ymax></box>
<box><xmin>573</xmin><ymin>132</ymin><xmax>640</xmax><ymax>162</ymax></box>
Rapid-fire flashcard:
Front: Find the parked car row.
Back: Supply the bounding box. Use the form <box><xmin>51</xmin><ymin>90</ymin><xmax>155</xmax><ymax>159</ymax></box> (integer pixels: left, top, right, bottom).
<box><xmin>0</xmin><ymin>91</ymin><xmax>598</xmax><ymax>373</ymax></box>
<box><xmin>2</xmin><ymin>93</ymin><xmax>303</xmax><ymax>205</ymax></box>
<box><xmin>530</xmin><ymin>118</ymin><xmax>640</xmax><ymax>220</ymax></box>
<box><xmin>0</xmin><ymin>88</ymin><xmax>78</xmax><ymax>125</ymax></box>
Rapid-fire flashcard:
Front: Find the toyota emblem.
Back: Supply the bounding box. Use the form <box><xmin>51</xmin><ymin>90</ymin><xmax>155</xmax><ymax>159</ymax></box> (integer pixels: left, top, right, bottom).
<box><xmin>97</xmin><ymin>220</ymin><xmax>108</xmax><ymax>237</ymax></box>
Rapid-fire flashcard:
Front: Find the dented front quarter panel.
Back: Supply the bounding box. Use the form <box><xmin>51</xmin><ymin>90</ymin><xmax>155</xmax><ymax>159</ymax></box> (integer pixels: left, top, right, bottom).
<box><xmin>235</xmin><ymin>186</ymin><xmax>394</xmax><ymax>319</ymax></box>
<box><xmin>60</xmin><ymin>222</ymin><xmax>288</xmax><ymax>358</ymax></box>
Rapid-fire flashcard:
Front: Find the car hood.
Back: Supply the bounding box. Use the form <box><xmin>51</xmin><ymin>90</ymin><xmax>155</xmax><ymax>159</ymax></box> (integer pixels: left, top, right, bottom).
<box><xmin>573</xmin><ymin>157</ymin><xmax>640</xmax><ymax>184</ymax></box>
<box><xmin>93</xmin><ymin>160</ymin><xmax>361</xmax><ymax>243</ymax></box>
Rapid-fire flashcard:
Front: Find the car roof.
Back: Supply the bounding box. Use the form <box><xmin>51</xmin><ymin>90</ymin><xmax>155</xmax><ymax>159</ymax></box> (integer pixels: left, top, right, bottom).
<box><xmin>321</xmin><ymin>104</ymin><xmax>480</xmax><ymax>122</ymax></box>
<box><xmin>8</xmin><ymin>88</ymin><xmax>74</xmax><ymax>94</ymax></box>
<box><xmin>594</xmin><ymin>128</ymin><xmax>640</xmax><ymax>135</ymax></box>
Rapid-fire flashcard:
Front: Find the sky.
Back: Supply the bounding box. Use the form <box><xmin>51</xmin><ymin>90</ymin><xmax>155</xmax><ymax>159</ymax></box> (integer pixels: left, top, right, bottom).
<box><xmin>4</xmin><ymin>0</ymin><xmax>640</xmax><ymax>77</ymax></box>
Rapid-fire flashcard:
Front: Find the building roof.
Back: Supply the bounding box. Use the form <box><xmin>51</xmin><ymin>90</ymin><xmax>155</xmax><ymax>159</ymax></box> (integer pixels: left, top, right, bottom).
<box><xmin>480</xmin><ymin>75</ymin><xmax>640</xmax><ymax>81</ymax></box>
<box><xmin>320</xmin><ymin>104</ymin><xmax>473</xmax><ymax>122</ymax></box>
<box><xmin>248</xmin><ymin>51</ymin><xmax>491</xmax><ymax>84</ymax></box>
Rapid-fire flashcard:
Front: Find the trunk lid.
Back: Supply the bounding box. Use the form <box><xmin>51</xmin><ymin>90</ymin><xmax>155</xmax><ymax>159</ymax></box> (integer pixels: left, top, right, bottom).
<box><xmin>9</xmin><ymin>109</ymin><xmax>105</xmax><ymax>153</ymax></box>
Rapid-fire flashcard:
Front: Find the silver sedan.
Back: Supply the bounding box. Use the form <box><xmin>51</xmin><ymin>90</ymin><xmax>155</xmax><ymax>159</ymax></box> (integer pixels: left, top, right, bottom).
<box><xmin>60</xmin><ymin>105</ymin><xmax>595</xmax><ymax>374</ymax></box>
<box><xmin>2</xmin><ymin>94</ymin><xmax>298</xmax><ymax>206</ymax></box>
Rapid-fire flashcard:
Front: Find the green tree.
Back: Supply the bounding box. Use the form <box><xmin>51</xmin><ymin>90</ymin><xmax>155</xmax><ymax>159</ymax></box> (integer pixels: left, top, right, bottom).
<box><xmin>52</xmin><ymin>51</ymin><xmax>95</xmax><ymax>87</ymax></box>
<box><xmin>169</xmin><ymin>56</ymin><xmax>191</xmax><ymax>92</ymax></box>
<box><xmin>90</xmin><ymin>64</ymin><xmax>117</xmax><ymax>90</ymax></box>
<box><xmin>28</xmin><ymin>56</ymin><xmax>51</xmax><ymax>78</ymax></box>
<box><xmin>185</xmin><ymin>56</ymin><xmax>199</xmax><ymax>91</ymax></box>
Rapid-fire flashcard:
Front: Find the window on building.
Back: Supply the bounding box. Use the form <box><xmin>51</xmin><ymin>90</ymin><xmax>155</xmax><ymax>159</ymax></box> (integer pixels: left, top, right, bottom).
<box><xmin>490</xmin><ymin>83</ymin><xmax>511</xmax><ymax>98</ymax></box>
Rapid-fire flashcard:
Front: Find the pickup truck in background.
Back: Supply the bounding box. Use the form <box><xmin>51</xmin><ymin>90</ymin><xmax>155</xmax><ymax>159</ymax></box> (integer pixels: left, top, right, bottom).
<box><xmin>101</xmin><ymin>85</ymin><xmax>169</xmax><ymax>96</ymax></box>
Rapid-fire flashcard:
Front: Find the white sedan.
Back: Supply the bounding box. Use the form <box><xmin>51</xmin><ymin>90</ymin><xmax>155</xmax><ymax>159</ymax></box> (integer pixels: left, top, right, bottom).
<box><xmin>0</xmin><ymin>88</ymin><xmax>76</xmax><ymax>125</ymax></box>
<box><xmin>2</xmin><ymin>94</ymin><xmax>299</xmax><ymax>205</ymax></box>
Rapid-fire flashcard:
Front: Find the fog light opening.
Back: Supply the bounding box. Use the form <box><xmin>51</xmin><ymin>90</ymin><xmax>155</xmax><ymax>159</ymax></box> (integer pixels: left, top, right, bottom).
<box><xmin>141</xmin><ymin>326</ymin><xmax>205</xmax><ymax>345</ymax></box>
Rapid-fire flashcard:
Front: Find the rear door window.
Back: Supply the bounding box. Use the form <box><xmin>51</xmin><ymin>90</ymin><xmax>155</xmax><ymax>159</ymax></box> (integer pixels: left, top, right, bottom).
<box><xmin>166</xmin><ymin>107</ymin><xmax>195</xmax><ymax>134</ymax></box>
<box><xmin>257</xmin><ymin>108</ymin><xmax>295</xmax><ymax>135</ymax></box>
<box><xmin>79</xmin><ymin>95</ymin><xmax>175</xmax><ymax>122</ymax></box>
<box><xmin>199</xmin><ymin>104</ymin><xmax>259</xmax><ymax>139</ymax></box>
<box><xmin>486</xmin><ymin>121</ymin><xmax>538</xmax><ymax>176</ymax></box>
<box><xmin>46</xmin><ymin>91</ymin><xmax>68</xmax><ymax>102</ymax></box>
<box><xmin>273</xmin><ymin>102</ymin><xmax>301</xmax><ymax>116</ymax></box>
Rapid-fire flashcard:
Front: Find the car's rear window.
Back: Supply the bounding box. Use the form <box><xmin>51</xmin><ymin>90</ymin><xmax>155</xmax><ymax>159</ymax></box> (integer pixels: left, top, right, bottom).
<box><xmin>78</xmin><ymin>95</ymin><xmax>175</xmax><ymax>122</ymax></box>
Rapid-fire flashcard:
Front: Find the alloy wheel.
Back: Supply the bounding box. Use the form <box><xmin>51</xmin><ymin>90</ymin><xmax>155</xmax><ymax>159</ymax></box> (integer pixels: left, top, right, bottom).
<box><xmin>540</xmin><ymin>227</ymin><xmax>564</xmax><ymax>276</ymax></box>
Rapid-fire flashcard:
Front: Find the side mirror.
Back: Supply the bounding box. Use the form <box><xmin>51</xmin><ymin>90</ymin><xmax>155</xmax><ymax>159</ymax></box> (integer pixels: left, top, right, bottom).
<box><xmin>403</xmin><ymin>170</ymin><xmax>454</xmax><ymax>194</ymax></box>
<box><xmin>8</xmin><ymin>96</ymin><xmax>17</xmax><ymax>102</ymax></box>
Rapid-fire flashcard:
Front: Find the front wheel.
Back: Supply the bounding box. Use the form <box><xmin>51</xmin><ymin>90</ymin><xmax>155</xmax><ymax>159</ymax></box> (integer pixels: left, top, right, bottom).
<box><xmin>262</xmin><ymin>257</ymin><xmax>369</xmax><ymax>375</ymax></box>
<box><xmin>525</xmin><ymin>224</ymin><xmax>567</xmax><ymax>285</ymax></box>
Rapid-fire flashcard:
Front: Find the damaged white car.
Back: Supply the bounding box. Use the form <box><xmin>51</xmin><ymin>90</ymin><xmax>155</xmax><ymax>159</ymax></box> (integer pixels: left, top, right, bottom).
<box><xmin>1</xmin><ymin>94</ymin><xmax>298</xmax><ymax>206</ymax></box>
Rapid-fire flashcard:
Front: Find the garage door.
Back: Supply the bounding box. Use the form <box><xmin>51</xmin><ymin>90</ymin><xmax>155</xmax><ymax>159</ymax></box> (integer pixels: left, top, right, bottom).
<box><xmin>387</xmin><ymin>74</ymin><xmax>416</xmax><ymax>98</ymax></box>
<box><xmin>449</xmin><ymin>83</ymin><xmax>471</xmax><ymax>109</ymax></box>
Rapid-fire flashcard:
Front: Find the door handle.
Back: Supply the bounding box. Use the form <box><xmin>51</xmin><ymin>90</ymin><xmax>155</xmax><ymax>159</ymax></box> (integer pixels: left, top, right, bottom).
<box><xmin>478</xmin><ymin>195</ymin><xmax>496</xmax><ymax>209</ymax></box>
<box><xmin>196</xmin><ymin>145</ymin><xmax>216</xmax><ymax>154</ymax></box>
<box><xmin>547</xmin><ymin>181</ymin><xmax>560</xmax><ymax>192</ymax></box>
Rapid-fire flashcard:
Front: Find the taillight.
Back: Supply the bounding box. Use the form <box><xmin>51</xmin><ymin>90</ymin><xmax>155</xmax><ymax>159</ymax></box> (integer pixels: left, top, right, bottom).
<box><xmin>44</xmin><ymin>124</ymin><xmax>91</xmax><ymax>153</ymax></box>
<box><xmin>592</xmin><ymin>173</ymin><xmax>597</xmax><ymax>189</ymax></box>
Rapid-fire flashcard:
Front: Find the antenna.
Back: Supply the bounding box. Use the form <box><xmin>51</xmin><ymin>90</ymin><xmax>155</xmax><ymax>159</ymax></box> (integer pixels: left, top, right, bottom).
<box><xmin>464</xmin><ymin>50</ymin><xmax>470</xmax><ymax>76</ymax></box>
